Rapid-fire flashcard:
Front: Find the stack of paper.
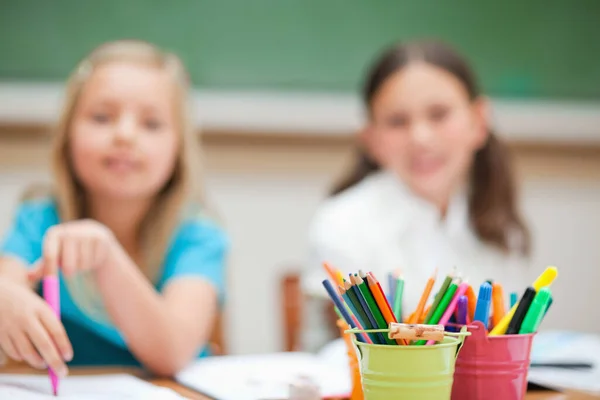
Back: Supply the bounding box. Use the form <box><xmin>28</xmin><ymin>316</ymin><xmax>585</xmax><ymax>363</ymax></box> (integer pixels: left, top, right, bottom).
<box><xmin>176</xmin><ymin>352</ymin><xmax>352</xmax><ymax>400</ymax></box>
<box><xmin>527</xmin><ymin>330</ymin><xmax>600</xmax><ymax>395</ymax></box>
<box><xmin>0</xmin><ymin>373</ymin><xmax>184</xmax><ymax>399</ymax></box>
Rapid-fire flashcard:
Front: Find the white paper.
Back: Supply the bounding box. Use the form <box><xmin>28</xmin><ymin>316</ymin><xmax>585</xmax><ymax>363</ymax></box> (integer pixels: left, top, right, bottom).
<box><xmin>527</xmin><ymin>330</ymin><xmax>600</xmax><ymax>394</ymax></box>
<box><xmin>0</xmin><ymin>373</ymin><xmax>185</xmax><ymax>399</ymax></box>
<box><xmin>176</xmin><ymin>352</ymin><xmax>351</xmax><ymax>400</ymax></box>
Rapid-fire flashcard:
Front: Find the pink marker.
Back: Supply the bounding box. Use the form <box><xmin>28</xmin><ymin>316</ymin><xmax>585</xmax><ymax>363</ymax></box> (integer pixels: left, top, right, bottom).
<box><xmin>426</xmin><ymin>281</ymin><xmax>469</xmax><ymax>345</ymax></box>
<box><xmin>43</xmin><ymin>275</ymin><xmax>60</xmax><ymax>396</ymax></box>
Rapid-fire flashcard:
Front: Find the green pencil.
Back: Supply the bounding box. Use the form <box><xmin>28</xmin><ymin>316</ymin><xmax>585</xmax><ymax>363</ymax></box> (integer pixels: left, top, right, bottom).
<box><xmin>393</xmin><ymin>276</ymin><xmax>404</xmax><ymax>322</ymax></box>
<box><xmin>355</xmin><ymin>275</ymin><xmax>396</xmax><ymax>345</ymax></box>
<box><xmin>424</xmin><ymin>273</ymin><xmax>454</xmax><ymax>323</ymax></box>
<box><xmin>349</xmin><ymin>277</ymin><xmax>387</xmax><ymax>344</ymax></box>
<box><xmin>343</xmin><ymin>281</ymin><xmax>380</xmax><ymax>343</ymax></box>
<box><xmin>415</xmin><ymin>279</ymin><xmax>460</xmax><ymax>345</ymax></box>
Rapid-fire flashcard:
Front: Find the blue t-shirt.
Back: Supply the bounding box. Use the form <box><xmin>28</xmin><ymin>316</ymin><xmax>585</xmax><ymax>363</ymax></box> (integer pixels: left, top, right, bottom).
<box><xmin>0</xmin><ymin>198</ymin><xmax>229</xmax><ymax>367</ymax></box>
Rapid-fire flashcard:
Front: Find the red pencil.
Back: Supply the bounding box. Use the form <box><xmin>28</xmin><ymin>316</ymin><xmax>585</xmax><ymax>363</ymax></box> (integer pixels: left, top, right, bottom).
<box><xmin>366</xmin><ymin>272</ymin><xmax>407</xmax><ymax>345</ymax></box>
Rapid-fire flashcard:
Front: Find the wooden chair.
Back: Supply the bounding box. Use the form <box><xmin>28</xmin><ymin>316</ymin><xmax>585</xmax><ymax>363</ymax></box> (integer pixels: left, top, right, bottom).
<box><xmin>280</xmin><ymin>271</ymin><xmax>337</xmax><ymax>352</ymax></box>
<box><xmin>281</xmin><ymin>272</ymin><xmax>303</xmax><ymax>352</ymax></box>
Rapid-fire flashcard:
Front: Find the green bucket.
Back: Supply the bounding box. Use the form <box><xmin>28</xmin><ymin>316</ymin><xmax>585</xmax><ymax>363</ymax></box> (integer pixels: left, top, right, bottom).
<box><xmin>347</xmin><ymin>328</ymin><xmax>469</xmax><ymax>400</ymax></box>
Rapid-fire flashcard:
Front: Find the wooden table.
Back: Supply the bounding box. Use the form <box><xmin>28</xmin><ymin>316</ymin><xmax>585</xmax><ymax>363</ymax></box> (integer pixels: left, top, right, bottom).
<box><xmin>1</xmin><ymin>365</ymin><xmax>597</xmax><ymax>399</ymax></box>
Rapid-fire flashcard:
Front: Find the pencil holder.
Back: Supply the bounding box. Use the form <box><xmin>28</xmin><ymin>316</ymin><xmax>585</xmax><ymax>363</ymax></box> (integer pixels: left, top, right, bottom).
<box><xmin>346</xmin><ymin>327</ymin><xmax>470</xmax><ymax>400</ymax></box>
<box><xmin>451</xmin><ymin>321</ymin><xmax>535</xmax><ymax>400</ymax></box>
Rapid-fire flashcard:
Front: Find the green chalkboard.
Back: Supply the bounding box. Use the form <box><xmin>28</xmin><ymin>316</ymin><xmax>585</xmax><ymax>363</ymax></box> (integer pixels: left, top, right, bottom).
<box><xmin>1</xmin><ymin>0</ymin><xmax>599</xmax><ymax>99</ymax></box>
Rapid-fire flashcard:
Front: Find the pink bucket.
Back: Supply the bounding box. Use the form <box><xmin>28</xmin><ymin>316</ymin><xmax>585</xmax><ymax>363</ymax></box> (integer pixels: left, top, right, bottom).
<box><xmin>451</xmin><ymin>321</ymin><xmax>534</xmax><ymax>400</ymax></box>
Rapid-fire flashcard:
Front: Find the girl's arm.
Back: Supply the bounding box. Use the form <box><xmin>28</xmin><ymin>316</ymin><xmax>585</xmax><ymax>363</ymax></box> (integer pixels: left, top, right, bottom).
<box><xmin>0</xmin><ymin>256</ymin><xmax>31</xmax><ymax>286</ymax></box>
<box><xmin>94</xmin><ymin>248</ymin><xmax>218</xmax><ymax>377</ymax></box>
<box><xmin>33</xmin><ymin>219</ymin><xmax>227</xmax><ymax>376</ymax></box>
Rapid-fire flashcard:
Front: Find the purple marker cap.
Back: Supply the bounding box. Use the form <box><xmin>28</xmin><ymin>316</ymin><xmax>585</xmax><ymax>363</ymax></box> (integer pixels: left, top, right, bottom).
<box><xmin>457</xmin><ymin>295</ymin><xmax>468</xmax><ymax>325</ymax></box>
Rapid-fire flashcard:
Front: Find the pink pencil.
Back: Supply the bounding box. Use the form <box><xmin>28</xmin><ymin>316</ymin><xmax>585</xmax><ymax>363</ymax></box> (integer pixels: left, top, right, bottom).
<box><xmin>426</xmin><ymin>281</ymin><xmax>469</xmax><ymax>345</ymax></box>
<box><xmin>43</xmin><ymin>276</ymin><xmax>60</xmax><ymax>396</ymax></box>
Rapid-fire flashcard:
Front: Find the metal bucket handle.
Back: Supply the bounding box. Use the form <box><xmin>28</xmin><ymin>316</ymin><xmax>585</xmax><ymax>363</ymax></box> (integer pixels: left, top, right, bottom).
<box><xmin>345</xmin><ymin>326</ymin><xmax>470</xmax><ymax>360</ymax></box>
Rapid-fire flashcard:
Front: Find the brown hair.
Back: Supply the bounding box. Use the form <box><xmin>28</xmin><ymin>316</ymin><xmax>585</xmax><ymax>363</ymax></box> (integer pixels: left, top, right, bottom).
<box><xmin>332</xmin><ymin>40</ymin><xmax>530</xmax><ymax>256</ymax></box>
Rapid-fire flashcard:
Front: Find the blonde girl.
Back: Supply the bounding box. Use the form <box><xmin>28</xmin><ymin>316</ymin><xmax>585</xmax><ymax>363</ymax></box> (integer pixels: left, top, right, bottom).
<box><xmin>0</xmin><ymin>40</ymin><xmax>228</xmax><ymax>377</ymax></box>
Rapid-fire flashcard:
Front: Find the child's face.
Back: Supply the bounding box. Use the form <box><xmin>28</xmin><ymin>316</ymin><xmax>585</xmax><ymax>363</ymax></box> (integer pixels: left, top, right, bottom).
<box><xmin>70</xmin><ymin>61</ymin><xmax>180</xmax><ymax>202</ymax></box>
<box><xmin>363</xmin><ymin>62</ymin><xmax>488</xmax><ymax>206</ymax></box>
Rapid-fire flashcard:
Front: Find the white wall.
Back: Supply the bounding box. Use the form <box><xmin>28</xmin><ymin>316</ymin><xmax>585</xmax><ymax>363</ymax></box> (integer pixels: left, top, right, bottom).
<box><xmin>0</xmin><ymin>138</ymin><xmax>599</xmax><ymax>355</ymax></box>
<box><xmin>522</xmin><ymin>180</ymin><xmax>600</xmax><ymax>334</ymax></box>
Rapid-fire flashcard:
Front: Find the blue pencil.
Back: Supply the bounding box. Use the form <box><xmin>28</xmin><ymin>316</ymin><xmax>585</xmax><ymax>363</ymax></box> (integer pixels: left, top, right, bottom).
<box><xmin>321</xmin><ymin>280</ymin><xmax>368</xmax><ymax>343</ymax></box>
<box><xmin>387</xmin><ymin>272</ymin><xmax>396</xmax><ymax>305</ymax></box>
<box><xmin>349</xmin><ymin>278</ymin><xmax>387</xmax><ymax>344</ymax></box>
<box><xmin>341</xmin><ymin>290</ymin><xmax>375</xmax><ymax>344</ymax></box>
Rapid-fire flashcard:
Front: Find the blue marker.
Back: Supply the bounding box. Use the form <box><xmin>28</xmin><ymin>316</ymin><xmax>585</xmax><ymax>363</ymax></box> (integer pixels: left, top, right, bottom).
<box><xmin>474</xmin><ymin>282</ymin><xmax>492</xmax><ymax>329</ymax></box>
<box><xmin>510</xmin><ymin>292</ymin><xmax>518</xmax><ymax>308</ymax></box>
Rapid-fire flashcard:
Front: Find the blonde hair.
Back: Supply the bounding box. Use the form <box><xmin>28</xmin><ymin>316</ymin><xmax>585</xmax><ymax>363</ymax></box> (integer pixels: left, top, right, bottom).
<box><xmin>48</xmin><ymin>40</ymin><xmax>204</xmax><ymax>323</ymax></box>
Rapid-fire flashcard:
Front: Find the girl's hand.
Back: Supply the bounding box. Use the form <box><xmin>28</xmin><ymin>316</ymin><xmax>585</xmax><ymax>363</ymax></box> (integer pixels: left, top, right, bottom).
<box><xmin>0</xmin><ymin>279</ymin><xmax>72</xmax><ymax>375</ymax></box>
<box><xmin>28</xmin><ymin>220</ymin><xmax>121</xmax><ymax>279</ymax></box>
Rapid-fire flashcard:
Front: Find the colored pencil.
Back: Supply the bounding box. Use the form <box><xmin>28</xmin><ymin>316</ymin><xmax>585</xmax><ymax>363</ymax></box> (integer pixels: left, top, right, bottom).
<box><xmin>349</xmin><ymin>276</ymin><xmax>386</xmax><ymax>344</ymax></box>
<box><xmin>323</xmin><ymin>262</ymin><xmax>344</xmax><ymax>287</ymax></box>
<box><xmin>344</xmin><ymin>281</ymin><xmax>379</xmax><ymax>343</ymax></box>
<box><xmin>322</xmin><ymin>280</ymin><xmax>368</xmax><ymax>342</ymax></box>
<box><xmin>344</xmin><ymin>281</ymin><xmax>378</xmax><ymax>343</ymax></box>
<box><xmin>420</xmin><ymin>303</ymin><xmax>432</xmax><ymax>323</ymax></box>
<box><xmin>340</xmin><ymin>285</ymin><xmax>373</xmax><ymax>344</ymax></box>
<box><xmin>409</xmin><ymin>268</ymin><xmax>437</xmax><ymax>324</ymax></box>
<box><xmin>392</xmin><ymin>274</ymin><xmax>404</xmax><ymax>322</ymax></box>
<box><xmin>366</xmin><ymin>273</ymin><xmax>406</xmax><ymax>345</ymax></box>
<box><xmin>387</xmin><ymin>272</ymin><xmax>397</xmax><ymax>305</ymax></box>
<box><xmin>354</xmin><ymin>275</ymin><xmax>396</xmax><ymax>345</ymax></box>
<box><xmin>426</xmin><ymin>281</ymin><xmax>469</xmax><ymax>345</ymax></box>
<box><xmin>416</xmin><ymin>278</ymin><xmax>459</xmax><ymax>345</ymax></box>
<box><xmin>424</xmin><ymin>271</ymin><xmax>453</xmax><ymax>323</ymax></box>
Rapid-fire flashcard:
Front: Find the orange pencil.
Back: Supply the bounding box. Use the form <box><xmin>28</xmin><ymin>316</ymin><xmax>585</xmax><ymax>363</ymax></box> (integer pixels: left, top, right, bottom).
<box><xmin>335</xmin><ymin>270</ymin><xmax>345</xmax><ymax>286</ymax></box>
<box><xmin>420</xmin><ymin>304</ymin><xmax>432</xmax><ymax>323</ymax></box>
<box><xmin>366</xmin><ymin>273</ymin><xmax>406</xmax><ymax>345</ymax></box>
<box><xmin>323</xmin><ymin>262</ymin><xmax>344</xmax><ymax>287</ymax></box>
<box><xmin>409</xmin><ymin>269</ymin><xmax>437</xmax><ymax>324</ymax></box>
<box><xmin>366</xmin><ymin>273</ymin><xmax>396</xmax><ymax>322</ymax></box>
<box><xmin>491</xmin><ymin>282</ymin><xmax>506</xmax><ymax>327</ymax></box>
<box><xmin>465</xmin><ymin>284</ymin><xmax>477</xmax><ymax>322</ymax></box>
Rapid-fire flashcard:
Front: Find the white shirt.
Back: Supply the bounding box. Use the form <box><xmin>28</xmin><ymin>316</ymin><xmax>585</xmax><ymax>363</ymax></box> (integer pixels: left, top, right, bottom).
<box><xmin>301</xmin><ymin>170</ymin><xmax>529</xmax><ymax>350</ymax></box>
